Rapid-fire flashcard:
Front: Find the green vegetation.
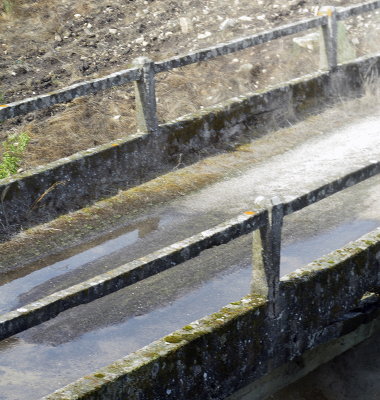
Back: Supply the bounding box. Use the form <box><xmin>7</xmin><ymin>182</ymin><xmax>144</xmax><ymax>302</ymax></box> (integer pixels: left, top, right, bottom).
<box><xmin>1</xmin><ymin>0</ymin><xmax>13</xmax><ymax>15</ymax></box>
<box><xmin>0</xmin><ymin>132</ymin><xmax>30</xmax><ymax>179</ymax></box>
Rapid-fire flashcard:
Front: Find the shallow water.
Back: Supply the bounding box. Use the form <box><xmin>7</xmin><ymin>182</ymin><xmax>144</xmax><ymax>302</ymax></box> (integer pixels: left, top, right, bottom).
<box><xmin>280</xmin><ymin>220</ymin><xmax>378</xmax><ymax>276</ymax></box>
<box><xmin>0</xmin><ymin>217</ymin><xmax>163</xmax><ymax>314</ymax></box>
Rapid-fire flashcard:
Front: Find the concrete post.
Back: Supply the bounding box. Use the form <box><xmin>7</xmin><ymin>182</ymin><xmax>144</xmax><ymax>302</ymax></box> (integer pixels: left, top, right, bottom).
<box><xmin>319</xmin><ymin>6</ymin><xmax>338</xmax><ymax>70</ymax></box>
<box><xmin>132</xmin><ymin>57</ymin><xmax>159</xmax><ymax>133</ymax></box>
<box><xmin>251</xmin><ymin>196</ymin><xmax>284</xmax><ymax>316</ymax></box>
<box><xmin>252</xmin><ymin>219</ymin><xmax>271</xmax><ymax>299</ymax></box>
<box><xmin>270</xmin><ymin>196</ymin><xmax>284</xmax><ymax>316</ymax></box>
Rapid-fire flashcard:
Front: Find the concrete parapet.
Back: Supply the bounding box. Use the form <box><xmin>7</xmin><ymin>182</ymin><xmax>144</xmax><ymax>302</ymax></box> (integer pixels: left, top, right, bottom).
<box><xmin>42</xmin><ymin>227</ymin><xmax>380</xmax><ymax>399</ymax></box>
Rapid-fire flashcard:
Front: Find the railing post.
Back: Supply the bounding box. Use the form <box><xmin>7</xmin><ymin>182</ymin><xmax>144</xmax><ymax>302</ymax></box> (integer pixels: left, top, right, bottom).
<box><xmin>252</xmin><ymin>196</ymin><xmax>284</xmax><ymax>316</ymax></box>
<box><xmin>270</xmin><ymin>196</ymin><xmax>284</xmax><ymax>316</ymax></box>
<box><xmin>319</xmin><ymin>6</ymin><xmax>338</xmax><ymax>70</ymax></box>
<box><xmin>132</xmin><ymin>57</ymin><xmax>159</xmax><ymax>133</ymax></box>
<box><xmin>252</xmin><ymin>215</ymin><xmax>272</xmax><ymax>299</ymax></box>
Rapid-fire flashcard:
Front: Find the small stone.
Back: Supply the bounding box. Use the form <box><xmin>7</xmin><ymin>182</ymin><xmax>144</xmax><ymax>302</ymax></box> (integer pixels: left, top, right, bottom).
<box><xmin>135</xmin><ymin>37</ymin><xmax>144</xmax><ymax>44</ymax></box>
<box><xmin>352</xmin><ymin>38</ymin><xmax>360</xmax><ymax>45</ymax></box>
<box><xmin>54</xmin><ymin>35</ymin><xmax>62</xmax><ymax>42</ymax></box>
<box><xmin>179</xmin><ymin>17</ymin><xmax>192</xmax><ymax>33</ymax></box>
<box><xmin>237</xmin><ymin>63</ymin><xmax>253</xmax><ymax>74</ymax></box>
<box><xmin>196</xmin><ymin>31</ymin><xmax>212</xmax><ymax>40</ymax></box>
<box><xmin>238</xmin><ymin>16</ymin><xmax>252</xmax><ymax>21</ymax></box>
<box><xmin>74</xmin><ymin>13</ymin><xmax>81</xmax><ymax>18</ymax></box>
<box><xmin>257</xmin><ymin>15</ymin><xmax>266</xmax><ymax>20</ymax></box>
<box><xmin>109</xmin><ymin>28</ymin><xmax>117</xmax><ymax>34</ymax></box>
<box><xmin>219</xmin><ymin>18</ymin><xmax>237</xmax><ymax>31</ymax></box>
<box><xmin>165</xmin><ymin>31</ymin><xmax>173</xmax><ymax>37</ymax></box>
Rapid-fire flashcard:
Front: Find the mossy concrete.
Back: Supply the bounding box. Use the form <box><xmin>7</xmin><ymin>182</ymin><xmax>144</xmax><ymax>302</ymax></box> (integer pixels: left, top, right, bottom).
<box><xmin>42</xmin><ymin>226</ymin><xmax>380</xmax><ymax>399</ymax></box>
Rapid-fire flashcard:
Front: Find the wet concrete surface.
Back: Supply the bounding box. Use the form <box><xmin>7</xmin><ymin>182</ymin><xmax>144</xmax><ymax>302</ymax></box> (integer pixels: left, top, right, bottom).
<box><xmin>2</xmin><ymin>116</ymin><xmax>380</xmax><ymax>398</ymax></box>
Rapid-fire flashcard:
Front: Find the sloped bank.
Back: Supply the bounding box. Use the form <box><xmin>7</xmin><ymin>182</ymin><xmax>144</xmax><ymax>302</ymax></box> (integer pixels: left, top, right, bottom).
<box><xmin>0</xmin><ymin>53</ymin><xmax>379</xmax><ymax>228</ymax></box>
<box><xmin>42</xmin><ymin>227</ymin><xmax>380</xmax><ymax>400</ymax></box>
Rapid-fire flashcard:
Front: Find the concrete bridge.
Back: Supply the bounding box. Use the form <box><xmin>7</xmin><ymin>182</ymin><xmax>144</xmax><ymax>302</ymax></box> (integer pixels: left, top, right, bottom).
<box><xmin>1</xmin><ymin>1</ymin><xmax>380</xmax><ymax>399</ymax></box>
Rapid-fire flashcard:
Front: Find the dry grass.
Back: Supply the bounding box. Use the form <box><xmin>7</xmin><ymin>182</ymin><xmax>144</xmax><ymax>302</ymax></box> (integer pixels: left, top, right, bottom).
<box><xmin>21</xmin><ymin>88</ymin><xmax>137</xmax><ymax>168</ymax></box>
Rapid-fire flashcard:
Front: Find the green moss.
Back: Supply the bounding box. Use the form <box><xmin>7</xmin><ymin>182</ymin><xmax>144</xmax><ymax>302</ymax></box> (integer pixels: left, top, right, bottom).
<box><xmin>183</xmin><ymin>325</ymin><xmax>194</xmax><ymax>331</ymax></box>
<box><xmin>164</xmin><ymin>335</ymin><xmax>183</xmax><ymax>343</ymax></box>
<box><xmin>93</xmin><ymin>373</ymin><xmax>105</xmax><ymax>379</ymax></box>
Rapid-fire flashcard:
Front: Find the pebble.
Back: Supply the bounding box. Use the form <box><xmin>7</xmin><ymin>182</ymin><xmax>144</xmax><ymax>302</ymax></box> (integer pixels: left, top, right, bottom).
<box><xmin>238</xmin><ymin>16</ymin><xmax>252</xmax><ymax>21</ymax></box>
<box><xmin>198</xmin><ymin>31</ymin><xmax>212</xmax><ymax>39</ymax></box>
<box><xmin>220</xmin><ymin>18</ymin><xmax>237</xmax><ymax>31</ymax></box>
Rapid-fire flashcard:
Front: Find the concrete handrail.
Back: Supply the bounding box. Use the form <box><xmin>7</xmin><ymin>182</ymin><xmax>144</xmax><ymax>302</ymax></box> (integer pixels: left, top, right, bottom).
<box><xmin>1</xmin><ymin>0</ymin><xmax>379</xmax><ymax>129</ymax></box>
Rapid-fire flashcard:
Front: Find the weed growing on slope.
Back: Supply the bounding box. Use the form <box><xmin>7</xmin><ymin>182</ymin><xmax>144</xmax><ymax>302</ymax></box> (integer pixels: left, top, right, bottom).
<box><xmin>0</xmin><ymin>132</ymin><xmax>30</xmax><ymax>179</ymax></box>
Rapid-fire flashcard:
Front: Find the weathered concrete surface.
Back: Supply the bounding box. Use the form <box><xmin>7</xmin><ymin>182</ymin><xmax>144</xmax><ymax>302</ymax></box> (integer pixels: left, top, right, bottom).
<box><xmin>267</xmin><ymin>326</ymin><xmax>380</xmax><ymax>400</ymax></box>
<box><xmin>41</xmin><ymin>227</ymin><xmax>380</xmax><ymax>399</ymax></box>
<box><xmin>228</xmin><ymin>299</ymin><xmax>380</xmax><ymax>400</ymax></box>
<box><xmin>1</xmin><ymin>52</ymin><xmax>380</xmax><ymax>228</ymax></box>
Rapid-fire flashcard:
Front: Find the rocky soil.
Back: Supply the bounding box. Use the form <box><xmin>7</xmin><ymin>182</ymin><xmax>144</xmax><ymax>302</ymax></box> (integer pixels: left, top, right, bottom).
<box><xmin>0</xmin><ymin>0</ymin><xmax>379</xmax><ymax>169</ymax></box>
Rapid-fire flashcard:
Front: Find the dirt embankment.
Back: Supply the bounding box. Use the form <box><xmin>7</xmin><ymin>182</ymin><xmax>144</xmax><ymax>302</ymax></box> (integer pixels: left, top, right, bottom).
<box><xmin>0</xmin><ymin>0</ymin><xmax>378</xmax><ymax>169</ymax></box>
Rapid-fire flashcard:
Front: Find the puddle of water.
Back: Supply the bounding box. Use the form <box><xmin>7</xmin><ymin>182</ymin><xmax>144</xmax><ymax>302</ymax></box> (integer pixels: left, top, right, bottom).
<box><xmin>280</xmin><ymin>220</ymin><xmax>379</xmax><ymax>276</ymax></box>
<box><xmin>0</xmin><ymin>217</ymin><xmax>164</xmax><ymax>315</ymax></box>
<box><xmin>0</xmin><ymin>230</ymin><xmax>139</xmax><ymax>314</ymax></box>
<box><xmin>0</xmin><ymin>266</ymin><xmax>252</xmax><ymax>400</ymax></box>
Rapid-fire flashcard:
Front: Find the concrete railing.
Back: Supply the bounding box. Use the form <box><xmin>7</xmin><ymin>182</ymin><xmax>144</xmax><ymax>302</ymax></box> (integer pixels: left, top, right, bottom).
<box><xmin>1</xmin><ymin>159</ymin><xmax>380</xmax><ymax>342</ymax></box>
<box><xmin>1</xmin><ymin>0</ymin><xmax>380</xmax><ymax>132</ymax></box>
